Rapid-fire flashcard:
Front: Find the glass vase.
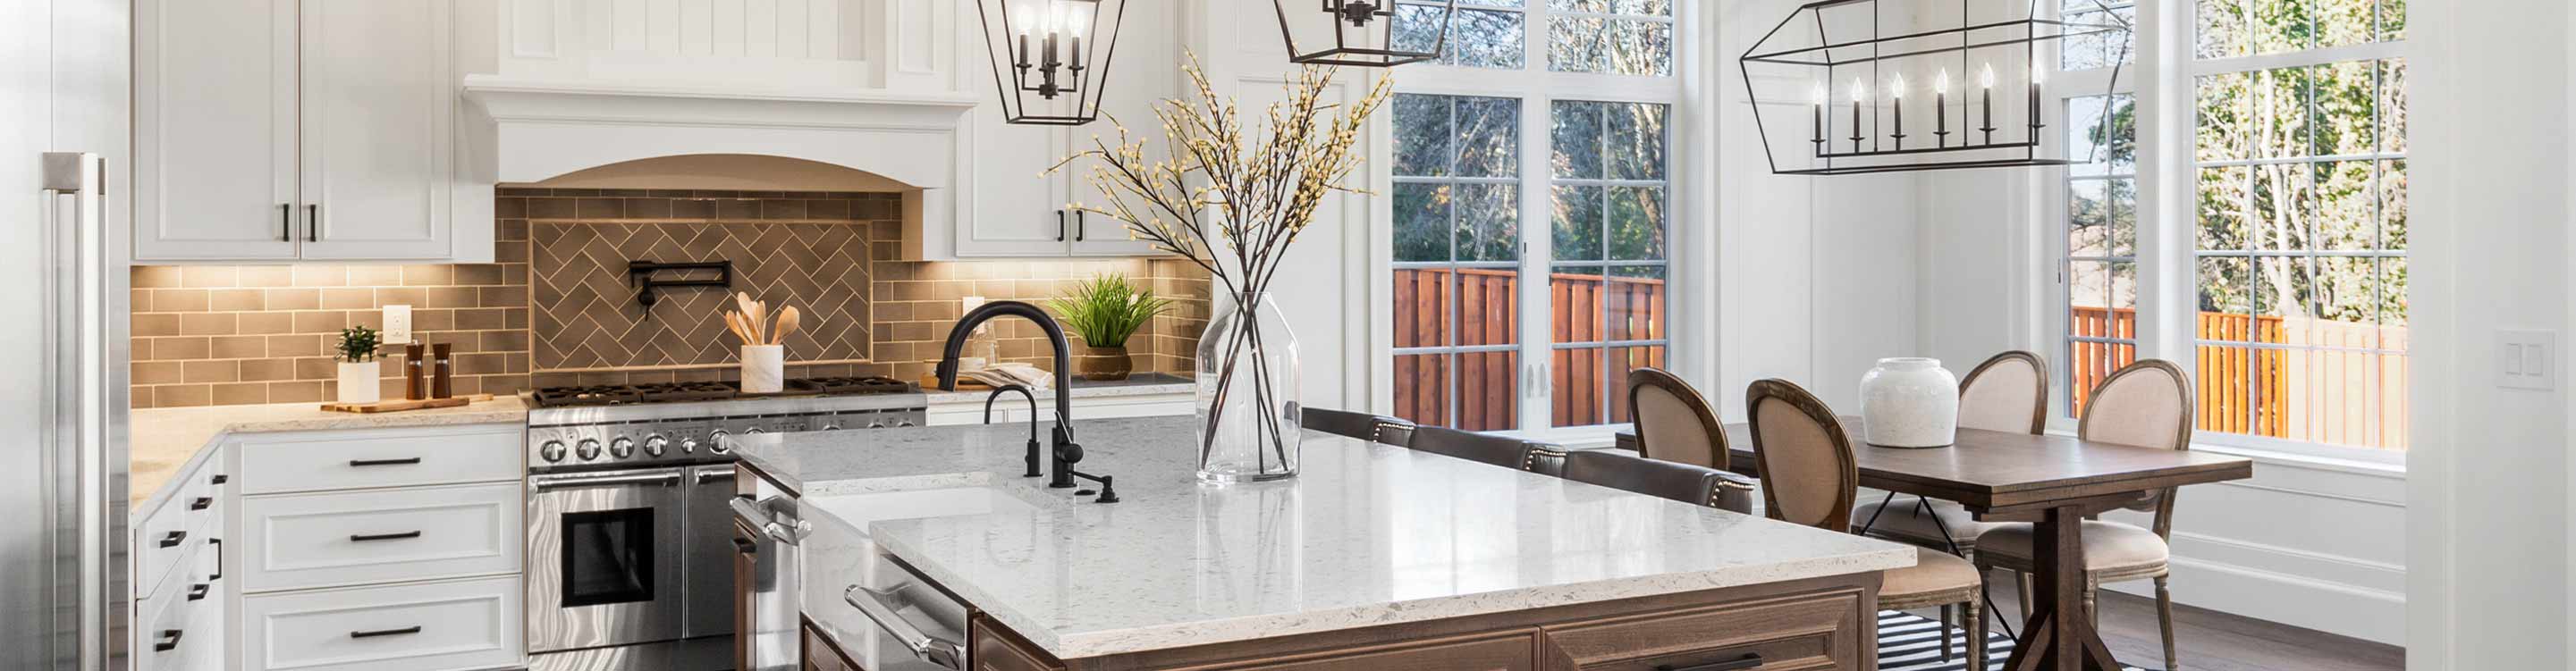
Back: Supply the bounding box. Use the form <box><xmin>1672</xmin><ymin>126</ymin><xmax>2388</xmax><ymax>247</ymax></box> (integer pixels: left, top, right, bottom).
<box><xmin>1195</xmin><ymin>292</ymin><xmax>1302</xmax><ymax>483</ymax></box>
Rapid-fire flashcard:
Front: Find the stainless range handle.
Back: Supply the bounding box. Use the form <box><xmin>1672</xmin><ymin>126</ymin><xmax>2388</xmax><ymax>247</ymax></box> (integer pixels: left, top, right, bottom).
<box><xmin>529</xmin><ymin>470</ymin><xmax>684</xmax><ymax>491</ymax></box>
<box><xmin>695</xmin><ymin>467</ymin><xmax>736</xmax><ymax>484</ymax></box>
<box><xmin>727</xmin><ymin>495</ymin><xmax>808</xmax><ymax>544</ymax></box>
<box><xmin>846</xmin><ymin>585</ymin><xmax>967</xmax><ymax>670</ymax></box>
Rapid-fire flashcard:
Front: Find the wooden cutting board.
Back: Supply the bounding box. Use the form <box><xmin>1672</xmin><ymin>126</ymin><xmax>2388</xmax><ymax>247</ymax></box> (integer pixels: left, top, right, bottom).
<box><xmin>320</xmin><ymin>393</ymin><xmax>495</xmax><ymax>414</ymax></box>
<box><xmin>920</xmin><ymin>374</ymin><xmax>995</xmax><ymax>390</ymax></box>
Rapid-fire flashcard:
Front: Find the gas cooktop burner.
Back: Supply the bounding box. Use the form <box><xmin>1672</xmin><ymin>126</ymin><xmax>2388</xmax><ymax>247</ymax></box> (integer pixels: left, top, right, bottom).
<box><xmin>529</xmin><ymin>376</ymin><xmax>922</xmax><ymax>408</ymax></box>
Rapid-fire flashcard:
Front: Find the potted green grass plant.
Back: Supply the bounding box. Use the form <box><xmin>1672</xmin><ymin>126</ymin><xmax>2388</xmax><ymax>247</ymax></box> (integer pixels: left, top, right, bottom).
<box><xmin>1048</xmin><ymin>273</ymin><xmax>1173</xmax><ymax>381</ymax></box>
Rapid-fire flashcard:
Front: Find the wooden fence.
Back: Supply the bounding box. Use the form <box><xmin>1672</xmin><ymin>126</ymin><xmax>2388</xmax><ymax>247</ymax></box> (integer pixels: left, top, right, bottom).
<box><xmin>2072</xmin><ymin>306</ymin><xmax>2409</xmax><ymax>450</ymax></box>
<box><xmin>1391</xmin><ymin>268</ymin><xmax>1667</xmax><ymax>431</ymax></box>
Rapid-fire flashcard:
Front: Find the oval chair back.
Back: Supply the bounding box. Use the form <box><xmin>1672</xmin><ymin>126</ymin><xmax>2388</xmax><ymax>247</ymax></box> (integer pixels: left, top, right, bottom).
<box><xmin>2078</xmin><ymin>359</ymin><xmax>2194</xmax><ymax>534</ymax></box>
<box><xmin>1744</xmin><ymin>379</ymin><xmax>1858</xmax><ymax>533</ymax></box>
<box><xmin>1957</xmin><ymin>350</ymin><xmax>2048</xmax><ymax>435</ymax></box>
<box><xmin>1626</xmin><ymin>367</ymin><xmax>1729</xmax><ymax>469</ymax></box>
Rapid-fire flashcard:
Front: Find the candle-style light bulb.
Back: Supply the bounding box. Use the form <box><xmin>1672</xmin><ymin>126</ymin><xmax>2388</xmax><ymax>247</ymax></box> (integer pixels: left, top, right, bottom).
<box><xmin>1889</xmin><ymin>73</ymin><xmax>1905</xmax><ymax>99</ymax></box>
<box><xmin>1811</xmin><ymin>82</ymin><xmax>1828</xmax><ymax>150</ymax></box>
<box><xmin>1851</xmin><ymin>77</ymin><xmax>1868</xmax><ymax>103</ymax></box>
<box><xmin>1980</xmin><ymin>63</ymin><xmax>1997</xmax><ymax>89</ymax></box>
<box><xmin>1065</xmin><ymin>8</ymin><xmax>1085</xmax><ymax>66</ymax></box>
<box><xmin>1812</xmin><ymin>82</ymin><xmax>1829</xmax><ymax>105</ymax></box>
<box><xmin>1979</xmin><ymin>63</ymin><xmax>1997</xmax><ymax>143</ymax></box>
<box><xmin>1889</xmin><ymin>74</ymin><xmax>1906</xmax><ymax>147</ymax></box>
<box><xmin>1015</xmin><ymin>5</ymin><xmax>1034</xmax><ymax>35</ymax></box>
<box><xmin>1935</xmin><ymin>68</ymin><xmax>1951</xmax><ymax>96</ymax></box>
<box><xmin>1934</xmin><ymin>68</ymin><xmax>1952</xmax><ymax>146</ymax></box>
<box><xmin>1848</xmin><ymin>77</ymin><xmax>1866</xmax><ymax>152</ymax></box>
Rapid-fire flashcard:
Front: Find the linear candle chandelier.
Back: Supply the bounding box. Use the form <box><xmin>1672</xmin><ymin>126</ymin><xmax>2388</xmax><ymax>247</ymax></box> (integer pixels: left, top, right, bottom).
<box><xmin>1275</xmin><ymin>0</ymin><xmax>1458</xmax><ymax>67</ymax></box>
<box><xmin>1739</xmin><ymin>0</ymin><xmax>2131</xmax><ymax>175</ymax></box>
<box><xmin>976</xmin><ymin>0</ymin><xmax>1131</xmax><ymax>125</ymax></box>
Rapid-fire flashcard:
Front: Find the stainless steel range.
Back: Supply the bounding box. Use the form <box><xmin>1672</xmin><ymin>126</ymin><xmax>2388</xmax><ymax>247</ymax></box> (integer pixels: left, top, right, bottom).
<box><xmin>522</xmin><ymin>377</ymin><xmax>927</xmax><ymax>671</ymax></box>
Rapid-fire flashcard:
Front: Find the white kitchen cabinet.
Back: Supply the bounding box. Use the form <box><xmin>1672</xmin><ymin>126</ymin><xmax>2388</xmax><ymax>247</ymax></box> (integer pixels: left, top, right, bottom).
<box><xmin>136</xmin><ymin>0</ymin><xmax>489</xmax><ymax>264</ymax></box>
<box><xmin>948</xmin><ymin>0</ymin><xmax>1175</xmax><ymax>259</ymax></box>
<box><xmin>132</xmin><ymin>448</ymin><xmax>229</xmax><ymax>671</ymax></box>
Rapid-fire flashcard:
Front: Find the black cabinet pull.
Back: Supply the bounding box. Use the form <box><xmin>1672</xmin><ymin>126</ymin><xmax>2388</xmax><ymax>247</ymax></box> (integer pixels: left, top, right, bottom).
<box><xmin>732</xmin><ymin>536</ymin><xmax>758</xmax><ymax>556</ymax></box>
<box><xmin>1075</xmin><ymin>210</ymin><xmax>1085</xmax><ymax>241</ymax></box>
<box><xmin>279</xmin><ymin>204</ymin><xmax>291</xmax><ymax>241</ymax></box>
<box><xmin>305</xmin><ymin>204</ymin><xmax>319</xmax><ymax>241</ymax></box>
<box><xmin>208</xmin><ymin>538</ymin><xmax>223</xmax><ymax>580</ymax></box>
<box><xmin>189</xmin><ymin>497</ymin><xmax>212</xmax><ymax>511</ymax></box>
<box><xmin>348</xmin><ymin>457</ymin><xmax>421</xmax><ymax>467</ymax></box>
<box><xmin>1055</xmin><ymin>210</ymin><xmax>1067</xmax><ymax>241</ymax></box>
<box><xmin>157</xmin><ymin>531</ymin><xmax>185</xmax><ymax>548</ymax></box>
<box><xmin>210</xmin><ymin>474</ymin><xmax>228</xmax><ymax>485</ymax></box>
<box><xmin>153</xmin><ymin>629</ymin><xmax>182</xmax><ymax>652</ymax></box>
<box><xmin>350</xmin><ymin>531</ymin><xmax>422</xmax><ymax>542</ymax></box>
<box><xmin>187</xmin><ymin>583</ymin><xmax>210</xmax><ymax>601</ymax></box>
<box><xmin>1657</xmin><ymin>655</ymin><xmax>1762</xmax><ymax>671</ymax></box>
<box><xmin>349</xmin><ymin>625</ymin><xmax>422</xmax><ymax>640</ymax></box>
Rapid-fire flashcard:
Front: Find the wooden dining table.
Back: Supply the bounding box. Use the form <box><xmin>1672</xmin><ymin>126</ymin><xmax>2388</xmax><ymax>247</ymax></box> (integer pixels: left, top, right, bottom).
<box><xmin>1615</xmin><ymin>419</ymin><xmax>2254</xmax><ymax>671</ymax></box>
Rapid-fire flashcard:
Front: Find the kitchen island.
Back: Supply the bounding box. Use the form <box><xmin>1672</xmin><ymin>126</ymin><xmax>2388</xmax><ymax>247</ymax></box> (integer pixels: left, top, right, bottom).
<box><xmin>729</xmin><ymin>415</ymin><xmax>1916</xmax><ymax>671</ymax></box>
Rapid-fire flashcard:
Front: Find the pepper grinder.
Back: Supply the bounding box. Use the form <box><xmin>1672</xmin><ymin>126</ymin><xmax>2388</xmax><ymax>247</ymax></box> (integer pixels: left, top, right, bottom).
<box><xmin>430</xmin><ymin>343</ymin><xmax>453</xmax><ymax>399</ymax></box>
<box><xmin>403</xmin><ymin>343</ymin><xmax>427</xmax><ymax>400</ymax></box>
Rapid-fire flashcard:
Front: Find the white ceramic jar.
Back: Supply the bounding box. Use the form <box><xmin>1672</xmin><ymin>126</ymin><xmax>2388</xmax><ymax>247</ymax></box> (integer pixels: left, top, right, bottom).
<box><xmin>1859</xmin><ymin>357</ymin><xmax>1959</xmax><ymax>448</ymax></box>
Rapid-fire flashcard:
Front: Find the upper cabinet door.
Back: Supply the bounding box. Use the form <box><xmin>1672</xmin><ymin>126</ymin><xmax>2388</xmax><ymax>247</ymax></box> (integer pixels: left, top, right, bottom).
<box><xmin>959</xmin><ymin>105</ymin><xmax>1075</xmax><ymax>257</ymax></box>
<box><xmin>297</xmin><ymin>0</ymin><xmax>455</xmax><ymax>261</ymax></box>
<box><xmin>1064</xmin><ymin>1</ymin><xmax>1170</xmax><ymax>258</ymax></box>
<box><xmin>133</xmin><ymin>0</ymin><xmax>300</xmax><ymax>261</ymax></box>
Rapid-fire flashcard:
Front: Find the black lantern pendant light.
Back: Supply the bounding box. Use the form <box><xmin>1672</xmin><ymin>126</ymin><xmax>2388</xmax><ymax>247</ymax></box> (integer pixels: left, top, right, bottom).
<box><xmin>976</xmin><ymin>0</ymin><xmax>1129</xmax><ymax>125</ymax></box>
<box><xmin>1275</xmin><ymin>0</ymin><xmax>1457</xmax><ymax>67</ymax></box>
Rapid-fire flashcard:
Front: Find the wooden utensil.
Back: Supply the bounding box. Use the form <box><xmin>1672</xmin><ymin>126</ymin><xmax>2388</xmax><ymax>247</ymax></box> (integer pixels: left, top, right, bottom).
<box><xmin>734</xmin><ymin>292</ymin><xmax>764</xmax><ymax>343</ymax></box>
<box><xmin>771</xmin><ymin>306</ymin><xmax>801</xmax><ymax>345</ymax></box>
<box><xmin>723</xmin><ymin>310</ymin><xmax>754</xmax><ymax>345</ymax></box>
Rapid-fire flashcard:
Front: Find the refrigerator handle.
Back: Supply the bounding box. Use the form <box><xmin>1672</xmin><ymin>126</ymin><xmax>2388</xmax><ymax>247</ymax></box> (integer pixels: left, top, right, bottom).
<box><xmin>42</xmin><ymin>151</ymin><xmax>112</xmax><ymax>671</ymax></box>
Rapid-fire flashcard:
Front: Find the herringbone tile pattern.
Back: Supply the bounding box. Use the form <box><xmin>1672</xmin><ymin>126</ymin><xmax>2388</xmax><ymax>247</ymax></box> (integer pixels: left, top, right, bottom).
<box><xmin>533</xmin><ymin>221</ymin><xmax>874</xmax><ymax>369</ymax></box>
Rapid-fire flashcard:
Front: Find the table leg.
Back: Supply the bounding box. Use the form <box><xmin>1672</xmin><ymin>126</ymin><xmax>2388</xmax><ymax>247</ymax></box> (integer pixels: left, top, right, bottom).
<box><xmin>1999</xmin><ymin>504</ymin><xmax>2124</xmax><ymax>671</ymax></box>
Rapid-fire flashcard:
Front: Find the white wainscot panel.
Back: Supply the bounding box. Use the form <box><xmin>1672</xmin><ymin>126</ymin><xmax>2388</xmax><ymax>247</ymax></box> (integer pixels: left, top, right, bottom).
<box><xmin>2099</xmin><ymin>453</ymin><xmax>2406</xmax><ymax>646</ymax></box>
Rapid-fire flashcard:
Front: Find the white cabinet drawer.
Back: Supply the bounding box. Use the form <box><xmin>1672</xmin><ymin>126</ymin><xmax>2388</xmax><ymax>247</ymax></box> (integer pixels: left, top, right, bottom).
<box><xmin>241</xmin><ymin>575</ymin><xmax>524</xmax><ymax>671</ymax></box>
<box><xmin>137</xmin><ymin>541</ymin><xmax>219</xmax><ymax>671</ymax></box>
<box><xmin>236</xmin><ymin>424</ymin><xmax>520</xmax><ymax>494</ymax></box>
<box><xmin>241</xmin><ymin>482</ymin><xmax>521</xmax><ymax>592</ymax></box>
<box><xmin>137</xmin><ymin>467</ymin><xmax>216</xmax><ymax>597</ymax></box>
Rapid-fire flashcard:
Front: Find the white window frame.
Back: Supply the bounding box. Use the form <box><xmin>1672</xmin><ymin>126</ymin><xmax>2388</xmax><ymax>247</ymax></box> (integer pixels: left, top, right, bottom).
<box><xmin>2044</xmin><ymin>0</ymin><xmax>2141</xmax><ymax>427</ymax></box>
<box><xmin>1381</xmin><ymin>0</ymin><xmax>1694</xmax><ymax>440</ymax></box>
<box><xmin>2048</xmin><ymin>0</ymin><xmax>2410</xmax><ymax>464</ymax></box>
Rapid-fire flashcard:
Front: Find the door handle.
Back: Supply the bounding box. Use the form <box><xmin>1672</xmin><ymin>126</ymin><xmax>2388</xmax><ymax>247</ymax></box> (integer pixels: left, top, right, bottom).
<box><xmin>728</xmin><ymin>495</ymin><xmax>808</xmax><ymax>544</ymax></box>
<box><xmin>1075</xmin><ymin>210</ymin><xmax>1085</xmax><ymax>241</ymax></box>
<box><xmin>305</xmin><ymin>204</ymin><xmax>319</xmax><ymax>241</ymax></box>
<box><xmin>279</xmin><ymin>203</ymin><xmax>292</xmax><ymax>241</ymax></box>
<box><xmin>349</xmin><ymin>625</ymin><xmax>422</xmax><ymax>640</ymax></box>
<box><xmin>43</xmin><ymin>152</ymin><xmax>113</xmax><ymax>671</ymax></box>
<box><xmin>208</xmin><ymin>538</ymin><xmax>223</xmax><ymax>580</ymax></box>
<box><xmin>349</xmin><ymin>531</ymin><xmax>422</xmax><ymax>542</ymax></box>
<box><xmin>696</xmin><ymin>467</ymin><xmax>737</xmax><ymax>484</ymax></box>
<box><xmin>1056</xmin><ymin>209</ymin><xmax>1067</xmax><ymax>241</ymax></box>
<box><xmin>846</xmin><ymin>585</ymin><xmax>966</xmax><ymax>670</ymax></box>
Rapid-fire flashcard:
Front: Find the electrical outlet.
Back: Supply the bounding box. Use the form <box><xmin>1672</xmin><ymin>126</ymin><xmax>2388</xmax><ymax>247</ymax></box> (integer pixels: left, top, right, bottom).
<box><xmin>2497</xmin><ymin>329</ymin><xmax>2557</xmax><ymax>390</ymax></box>
<box><xmin>384</xmin><ymin>305</ymin><xmax>413</xmax><ymax>344</ymax></box>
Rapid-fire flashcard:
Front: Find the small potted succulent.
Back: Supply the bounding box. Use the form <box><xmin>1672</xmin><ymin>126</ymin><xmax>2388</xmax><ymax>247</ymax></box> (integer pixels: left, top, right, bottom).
<box><xmin>1048</xmin><ymin>273</ymin><xmax>1173</xmax><ymax>382</ymax></box>
<box><xmin>335</xmin><ymin>325</ymin><xmax>381</xmax><ymax>404</ymax></box>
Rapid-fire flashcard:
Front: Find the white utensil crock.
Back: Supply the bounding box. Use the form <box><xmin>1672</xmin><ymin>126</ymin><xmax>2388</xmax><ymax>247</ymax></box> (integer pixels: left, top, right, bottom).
<box><xmin>1859</xmin><ymin>357</ymin><xmax>1958</xmax><ymax>448</ymax></box>
<box><xmin>335</xmin><ymin>361</ymin><xmax>380</xmax><ymax>405</ymax></box>
<box><xmin>740</xmin><ymin>345</ymin><xmax>784</xmax><ymax>393</ymax></box>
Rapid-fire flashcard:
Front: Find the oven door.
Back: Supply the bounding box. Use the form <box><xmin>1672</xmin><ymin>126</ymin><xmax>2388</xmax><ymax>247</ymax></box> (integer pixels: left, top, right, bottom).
<box><xmin>528</xmin><ymin>467</ymin><xmax>689</xmax><ymax>653</ymax></box>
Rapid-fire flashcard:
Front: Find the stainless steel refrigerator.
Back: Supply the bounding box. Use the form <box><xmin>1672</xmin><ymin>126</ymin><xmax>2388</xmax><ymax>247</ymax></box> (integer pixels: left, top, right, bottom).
<box><xmin>4</xmin><ymin>0</ymin><xmax>132</xmax><ymax>667</ymax></box>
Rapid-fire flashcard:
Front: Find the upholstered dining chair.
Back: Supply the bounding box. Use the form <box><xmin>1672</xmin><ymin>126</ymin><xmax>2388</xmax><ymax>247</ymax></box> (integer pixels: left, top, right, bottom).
<box><xmin>1299</xmin><ymin>407</ymin><xmax>1418</xmax><ymax>447</ymax></box>
<box><xmin>1972</xmin><ymin>359</ymin><xmax>2191</xmax><ymax>671</ymax></box>
<box><xmin>1560</xmin><ymin>449</ymin><xmax>1760</xmax><ymax>514</ymax></box>
<box><xmin>1746</xmin><ymin>379</ymin><xmax>1987</xmax><ymax>665</ymax></box>
<box><xmin>1408</xmin><ymin>426</ymin><xmax>1565</xmax><ymax>474</ymax></box>
<box><xmin>1853</xmin><ymin>351</ymin><xmax>2048</xmax><ymax>558</ymax></box>
<box><xmin>1626</xmin><ymin>367</ymin><xmax>1729</xmax><ymax>470</ymax></box>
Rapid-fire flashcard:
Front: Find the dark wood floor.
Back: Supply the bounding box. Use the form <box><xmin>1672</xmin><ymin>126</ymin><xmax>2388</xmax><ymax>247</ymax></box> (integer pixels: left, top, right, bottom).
<box><xmin>1938</xmin><ymin>584</ymin><xmax>2404</xmax><ymax>671</ymax></box>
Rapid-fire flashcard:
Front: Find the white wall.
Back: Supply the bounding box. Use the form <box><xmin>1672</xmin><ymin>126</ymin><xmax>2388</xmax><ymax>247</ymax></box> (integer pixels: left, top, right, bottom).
<box><xmin>2405</xmin><ymin>0</ymin><xmax>2574</xmax><ymax>667</ymax></box>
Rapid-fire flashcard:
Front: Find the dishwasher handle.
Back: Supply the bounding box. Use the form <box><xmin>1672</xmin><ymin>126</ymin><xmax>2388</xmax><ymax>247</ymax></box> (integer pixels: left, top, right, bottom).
<box><xmin>845</xmin><ymin>584</ymin><xmax>967</xmax><ymax>670</ymax></box>
<box><xmin>727</xmin><ymin>495</ymin><xmax>808</xmax><ymax>544</ymax></box>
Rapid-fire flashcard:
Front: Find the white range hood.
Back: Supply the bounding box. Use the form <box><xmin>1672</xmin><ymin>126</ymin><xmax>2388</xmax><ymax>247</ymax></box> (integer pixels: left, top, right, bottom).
<box><xmin>463</xmin><ymin>76</ymin><xmax>976</xmax><ymax>189</ymax></box>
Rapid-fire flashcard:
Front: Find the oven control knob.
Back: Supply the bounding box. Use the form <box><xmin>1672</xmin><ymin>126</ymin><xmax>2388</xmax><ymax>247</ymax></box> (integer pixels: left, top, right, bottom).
<box><xmin>575</xmin><ymin>438</ymin><xmax>603</xmax><ymax>461</ymax></box>
<box><xmin>609</xmin><ymin>437</ymin><xmax>636</xmax><ymax>459</ymax></box>
<box><xmin>680</xmin><ymin>438</ymin><xmax>700</xmax><ymax>454</ymax></box>
<box><xmin>707</xmin><ymin>430</ymin><xmax>731</xmax><ymax>454</ymax></box>
<box><xmin>539</xmin><ymin>440</ymin><xmax>568</xmax><ymax>463</ymax></box>
<box><xmin>746</xmin><ymin>427</ymin><xmax>765</xmax><ymax>434</ymax></box>
<box><xmin>866</xmin><ymin>420</ymin><xmax>886</xmax><ymax>429</ymax></box>
<box><xmin>895</xmin><ymin>418</ymin><xmax>916</xmax><ymax>428</ymax></box>
<box><xmin>821</xmin><ymin>424</ymin><xmax>842</xmax><ymax>432</ymax></box>
<box><xmin>642</xmin><ymin>435</ymin><xmax>668</xmax><ymax>457</ymax></box>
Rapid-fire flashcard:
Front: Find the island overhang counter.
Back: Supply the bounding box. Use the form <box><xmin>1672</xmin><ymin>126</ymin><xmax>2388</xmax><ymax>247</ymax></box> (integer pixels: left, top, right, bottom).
<box><xmin>729</xmin><ymin>415</ymin><xmax>1917</xmax><ymax>671</ymax></box>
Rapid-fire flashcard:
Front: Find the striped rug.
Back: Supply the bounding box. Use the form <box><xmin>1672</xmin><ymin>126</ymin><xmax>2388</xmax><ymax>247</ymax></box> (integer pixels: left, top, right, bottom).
<box><xmin>1877</xmin><ymin>610</ymin><xmax>2149</xmax><ymax>671</ymax></box>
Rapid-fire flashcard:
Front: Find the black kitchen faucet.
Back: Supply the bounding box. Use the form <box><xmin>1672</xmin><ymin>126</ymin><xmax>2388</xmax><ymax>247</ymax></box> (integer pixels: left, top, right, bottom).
<box><xmin>934</xmin><ymin>300</ymin><xmax>1116</xmax><ymax>502</ymax></box>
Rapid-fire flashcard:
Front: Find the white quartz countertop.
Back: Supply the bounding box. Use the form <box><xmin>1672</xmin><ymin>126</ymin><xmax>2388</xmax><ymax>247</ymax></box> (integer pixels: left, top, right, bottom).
<box><xmin>919</xmin><ymin>373</ymin><xmax>1192</xmax><ymax>405</ymax></box>
<box><xmin>728</xmin><ymin>416</ymin><xmax>1915</xmax><ymax>660</ymax></box>
<box><xmin>128</xmin><ymin>397</ymin><xmax>528</xmax><ymax>510</ymax></box>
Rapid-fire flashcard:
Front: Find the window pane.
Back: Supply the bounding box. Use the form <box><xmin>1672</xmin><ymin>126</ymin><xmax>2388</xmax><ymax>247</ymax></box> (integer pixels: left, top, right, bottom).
<box><xmin>1551</xmin><ymin>265</ymin><xmax>1606</xmax><ymax>346</ymax></box>
<box><xmin>2108</xmin><ymin>179</ymin><xmax>2138</xmax><ymax>256</ymax></box>
<box><xmin>1393</xmin><ymin>268</ymin><xmax>1455</xmax><ymax>348</ymax></box>
<box><xmin>1551</xmin><ymin>0</ymin><xmax>1668</xmax><ymax>14</ymax></box>
<box><xmin>2198</xmin><ymin>166</ymin><xmax>2251</xmax><ymax>251</ymax></box>
<box><xmin>1551</xmin><ymin>102</ymin><xmax>1604</xmax><ymax>179</ymax></box>
<box><xmin>2070</xmin><ymin>180</ymin><xmax>2110</xmax><ymax>257</ymax></box>
<box><xmin>2379</xmin><ymin>0</ymin><xmax>2406</xmax><ymax>41</ymax></box>
<box><xmin>1553</xmin><ymin>185</ymin><xmax>1603</xmax><ymax>262</ymax></box>
<box><xmin>1440</xmin><ymin>8</ymin><xmax>1528</xmax><ymax>69</ymax></box>
<box><xmin>1605</xmin><ymin>265</ymin><xmax>1665</xmax><ymax>341</ymax></box>
<box><xmin>1456</xmin><ymin>267</ymin><xmax>1521</xmax><ymax>348</ymax></box>
<box><xmin>1393</xmin><ymin>353</ymin><xmax>1452</xmax><ymax>426</ymax></box>
<box><xmin>2314</xmin><ymin>161</ymin><xmax>2374</xmax><ymax>251</ymax></box>
<box><xmin>2309</xmin><ymin>256</ymin><xmax>2379</xmax><ymax>348</ymax></box>
<box><xmin>2198</xmin><ymin>256</ymin><xmax>2254</xmax><ymax>331</ymax></box>
<box><xmin>2249</xmin><ymin>163</ymin><xmax>2307</xmax><ymax>251</ymax></box>
<box><xmin>1548</xmin><ymin>17</ymin><xmax>1670</xmax><ymax>75</ymax></box>
<box><xmin>2252</xmin><ymin>67</ymin><xmax>2312</xmax><ymax>157</ymax></box>
<box><xmin>1395</xmin><ymin>182</ymin><xmax>1450</xmax><ymax>262</ymax></box>
<box><xmin>2251</xmin><ymin>0</ymin><xmax>2308</xmax><ymax>54</ymax></box>
<box><xmin>1607</xmin><ymin>187</ymin><xmax>1664</xmax><ymax>260</ymax></box>
<box><xmin>2061</xmin><ymin>6</ymin><xmax>2136</xmax><ymax>71</ymax></box>
<box><xmin>2378</xmin><ymin>256</ymin><xmax>2409</xmax><ymax>332</ymax></box>
<box><xmin>2197</xmin><ymin>0</ymin><xmax>2248</xmax><ymax>59</ymax></box>
<box><xmin>2067</xmin><ymin>95</ymin><xmax>2136</xmax><ymax>176</ymax></box>
<box><xmin>1393</xmin><ymin>94</ymin><xmax>1451</xmax><ymax>177</ymax></box>
<box><xmin>2316</xmin><ymin>0</ymin><xmax>2376</xmax><ymax>48</ymax></box>
<box><xmin>1454</xmin><ymin>183</ymin><xmax>1521</xmax><ymax>262</ymax></box>
<box><xmin>1607</xmin><ymin>103</ymin><xmax>1668</xmax><ymax>180</ymax></box>
<box><xmin>2196</xmin><ymin>72</ymin><xmax>2250</xmax><ymax>161</ymax></box>
<box><xmin>1451</xmin><ymin>350</ymin><xmax>1521</xmax><ymax>431</ymax></box>
<box><xmin>1550</xmin><ymin>347</ymin><xmax>1609</xmax><ymax>427</ymax></box>
<box><xmin>2378</xmin><ymin>59</ymin><xmax>2407</xmax><ymax>154</ymax></box>
<box><xmin>1601</xmin><ymin>344</ymin><xmax>1668</xmax><ymax>425</ymax></box>
<box><xmin>1454</xmin><ymin>96</ymin><xmax>1522</xmax><ymax>176</ymax></box>
<box><xmin>2194</xmin><ymin>344</ymin><xmax>2257</xmax><ymax>432</ymax></box>
<box><xmin>2379</xmin><ymin>158</ymin><xmax>2407</xmax><ymax>248</ymax></box>
<box><xmin>2313</xmin><ymin>61</ymin><xmax>2377</xmax><ymax>156</ymax></box>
